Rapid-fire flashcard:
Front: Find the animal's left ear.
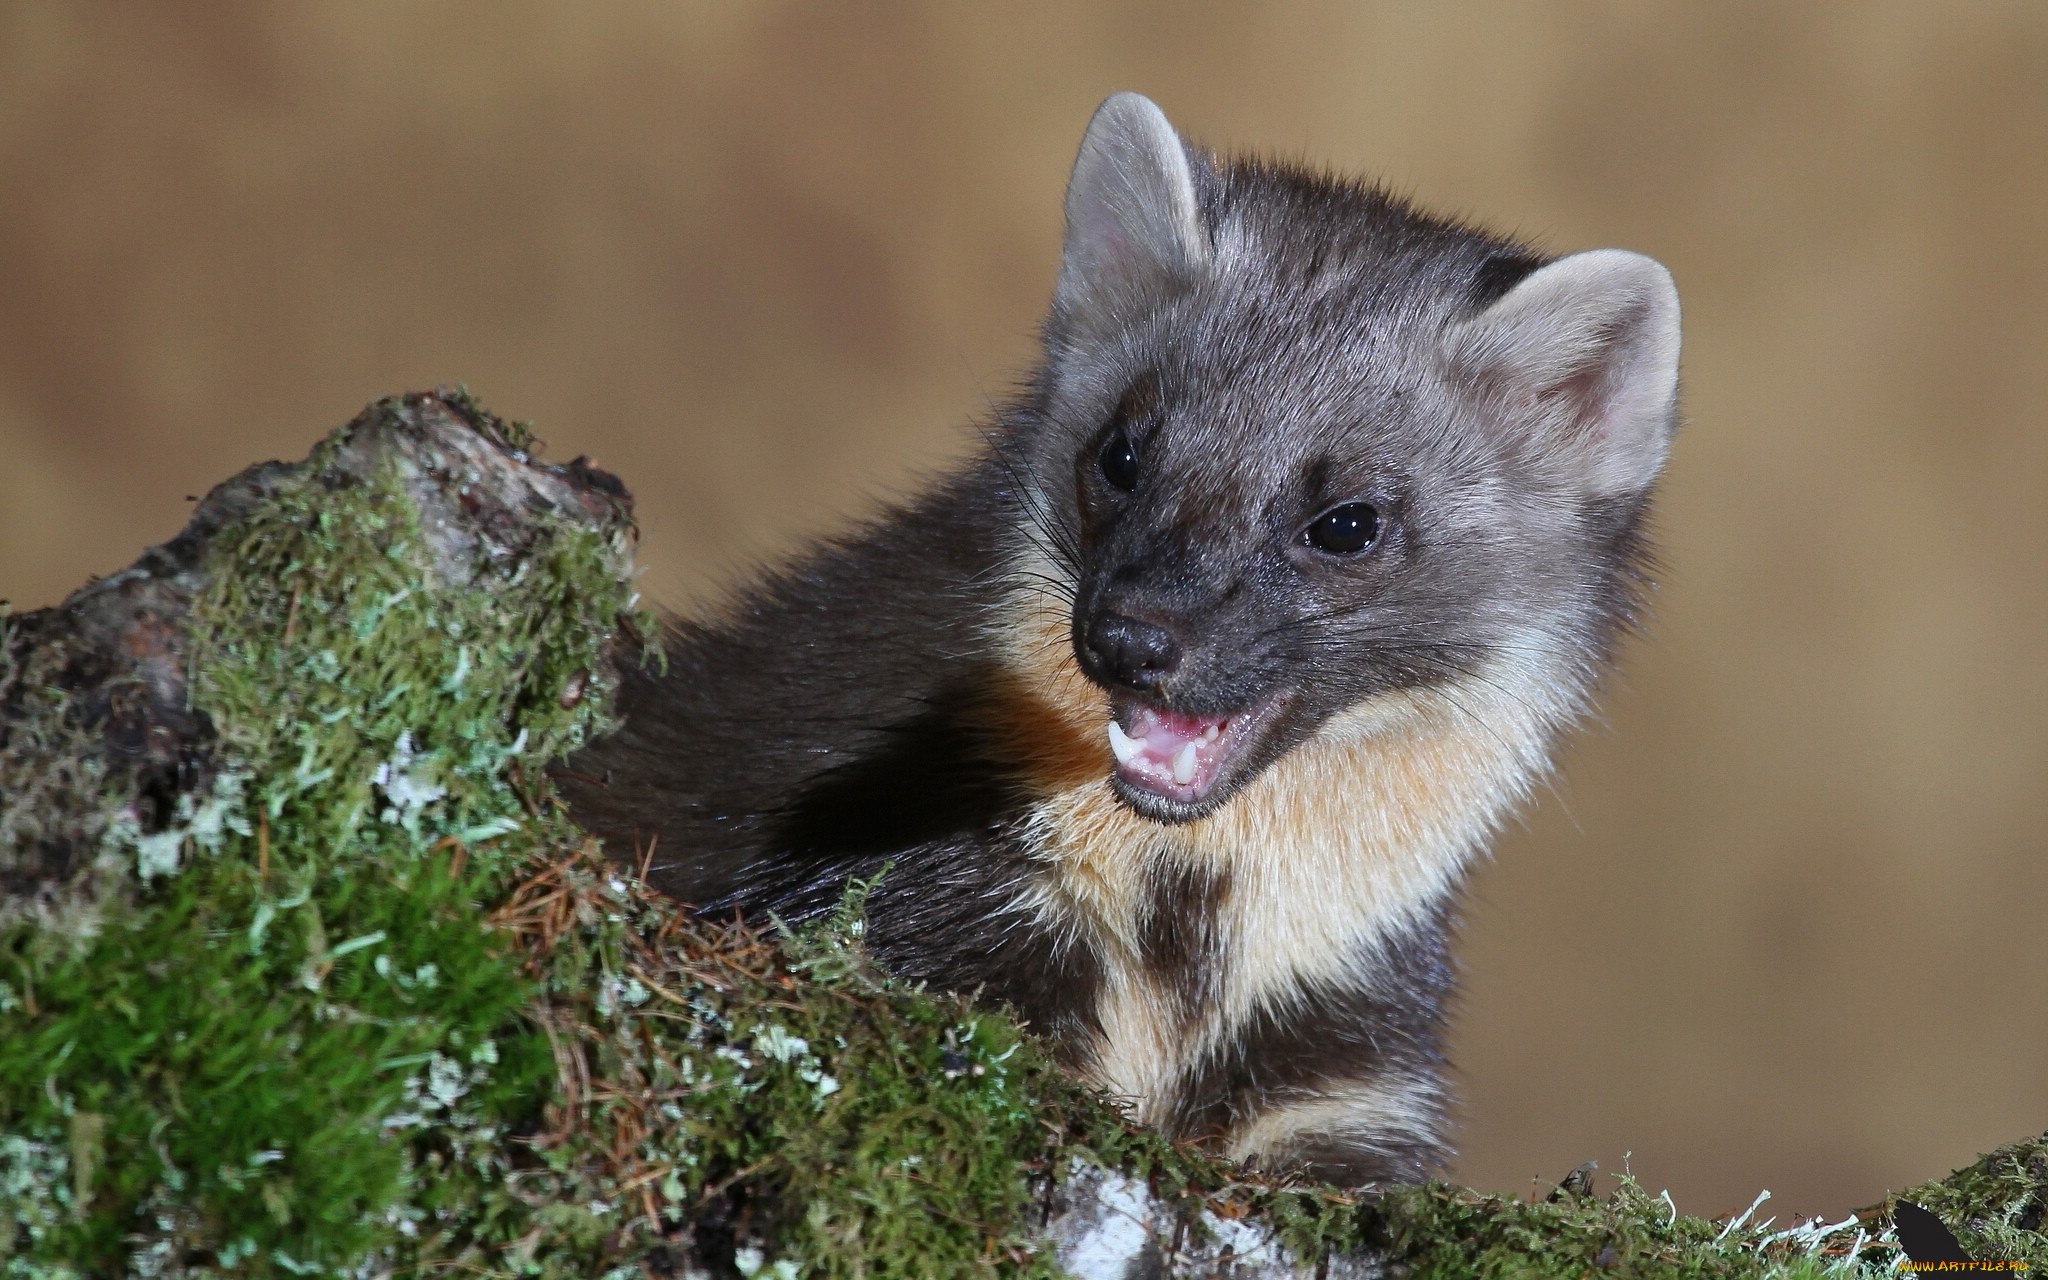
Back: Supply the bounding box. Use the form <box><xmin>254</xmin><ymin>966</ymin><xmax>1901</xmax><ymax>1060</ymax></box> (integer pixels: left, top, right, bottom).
<box><xmin>1445</xmin><ymin>249</ymin><xmax>1681</xmax><ymax>499</ymax></box>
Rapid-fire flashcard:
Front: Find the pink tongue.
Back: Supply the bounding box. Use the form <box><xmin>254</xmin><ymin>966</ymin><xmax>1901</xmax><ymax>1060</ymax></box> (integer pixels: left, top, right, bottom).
<box><xmin>1126</xmin><ymin>705</ymin><xmax>1225</xmax><ymax>752</ymax></box>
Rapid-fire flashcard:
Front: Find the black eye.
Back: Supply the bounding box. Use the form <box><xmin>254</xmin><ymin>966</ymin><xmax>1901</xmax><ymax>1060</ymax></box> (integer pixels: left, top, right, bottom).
<box><xmin>1098</xmin><ymin>429</ymin><xmax>1139</xmax><ymax>492</ymax></box>
<box><xmin>1305</xmin><ymin>502</ymin><xmax>1381</xmax><ymax>554</ymax></box>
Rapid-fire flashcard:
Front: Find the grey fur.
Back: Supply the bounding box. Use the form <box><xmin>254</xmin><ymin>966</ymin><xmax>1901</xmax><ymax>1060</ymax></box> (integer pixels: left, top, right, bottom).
<box><xmin>558</xmin><ymin>93</ymin><xmax>1680</xmax><ymax>1185</ymax></box>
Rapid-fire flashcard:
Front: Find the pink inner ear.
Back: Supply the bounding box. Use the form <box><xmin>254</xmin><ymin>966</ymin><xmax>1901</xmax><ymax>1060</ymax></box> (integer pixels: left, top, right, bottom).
<box><xmin>1097</xmin><ymin>223</ymin><xmax>1135</xmax><ymax>280</ymax></box>
<box><xmin>1541</xmin><ymin>306</ymin><xmax>1650</xmax><ymax>439</ymax></box>
<box><xmin>1069</xmin><ymin>207</ymin><xmax>1176</xmax><ymax>308</ymax></box>
<box><xmin>1548</xmin><ymin>354</ymin><xmax>1617</xmax><ymax>437</ymax></box>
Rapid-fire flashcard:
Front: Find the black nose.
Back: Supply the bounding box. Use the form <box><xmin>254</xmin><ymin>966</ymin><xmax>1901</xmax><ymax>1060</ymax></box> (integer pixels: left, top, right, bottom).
<box><xmin>1082</xmin><ymin>614</ymin><xmax>1181</xmax><ymax>691</ymax></box>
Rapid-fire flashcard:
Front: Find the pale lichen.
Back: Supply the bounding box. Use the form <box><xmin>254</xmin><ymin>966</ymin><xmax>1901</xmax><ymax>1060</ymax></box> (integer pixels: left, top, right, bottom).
<box><xmin>3</xmin><ymin>393</ymin><xmax>2039</xmax><ymax>1278</ymax></box>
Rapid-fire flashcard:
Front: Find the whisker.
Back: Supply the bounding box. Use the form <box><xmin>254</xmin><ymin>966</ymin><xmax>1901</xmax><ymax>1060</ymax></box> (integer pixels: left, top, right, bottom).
<box><xmin>980</xmin><ymin>424</ymin><xmax>1084</xmax><ymax>577</ymax></box>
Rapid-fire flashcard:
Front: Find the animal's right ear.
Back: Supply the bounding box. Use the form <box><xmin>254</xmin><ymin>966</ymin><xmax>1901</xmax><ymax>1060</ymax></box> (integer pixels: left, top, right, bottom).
<box><xmin>1053</xmin><ymin>93</ymin><xmax>1210</xmax><ymax>344</ymax></box>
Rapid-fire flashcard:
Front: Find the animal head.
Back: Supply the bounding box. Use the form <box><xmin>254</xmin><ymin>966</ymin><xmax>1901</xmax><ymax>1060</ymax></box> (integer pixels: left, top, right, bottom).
<box><xmin>1004</xmin><ymin>93</ymin><xmax>1681</xmax><ymax>824</ymax></box>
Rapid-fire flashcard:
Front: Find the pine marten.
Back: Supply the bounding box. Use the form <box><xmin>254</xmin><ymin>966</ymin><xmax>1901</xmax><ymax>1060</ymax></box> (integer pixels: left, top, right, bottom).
<box><xmin>558</xmin><ymin>93</ymin><xmax>1682</xmax><ymax>1185</ymax></box>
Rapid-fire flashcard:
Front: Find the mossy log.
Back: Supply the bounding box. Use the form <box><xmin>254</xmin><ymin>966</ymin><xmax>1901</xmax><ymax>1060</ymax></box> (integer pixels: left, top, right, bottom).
<box><xmin>0</xmin><ymin>392</ymin><xmax>2040</xmax><ymax>1278</ymax></box>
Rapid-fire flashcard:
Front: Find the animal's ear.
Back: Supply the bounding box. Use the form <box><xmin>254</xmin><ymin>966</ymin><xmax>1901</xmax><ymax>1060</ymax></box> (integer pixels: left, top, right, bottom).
<box><xmin>1446</xmin><ymin>249</ymin><xmax>1681</xmax><ymax>499</ymax></box>
<box><xmin>1054</xmin><ymin>93</ymin><xmax>1210</xmax><ymax>342</ymax></box>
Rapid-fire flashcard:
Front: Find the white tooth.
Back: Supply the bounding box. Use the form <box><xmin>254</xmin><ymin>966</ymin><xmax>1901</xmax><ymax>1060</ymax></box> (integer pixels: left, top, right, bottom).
<box><xmin>1172</xmin><ymin>742</ymin><xmax>1199</xmax><ymax>785</ymax></box>
<box><xmin>1107</xmin><ymin>720</ymin><xmax>1141</xmax><ymax>766</ymax></box>
<box><xmin>1203</xmin><ymin>723</ymin><xmax>1220</xmax><ymax>742</ymax></box>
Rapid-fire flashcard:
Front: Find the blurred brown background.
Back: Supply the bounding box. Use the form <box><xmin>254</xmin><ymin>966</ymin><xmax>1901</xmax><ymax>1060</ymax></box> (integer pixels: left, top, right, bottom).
<box><xmin>3</xmin><ymin>3</ymin><xmax>2042</xmax><ymax>1221</ymax></box>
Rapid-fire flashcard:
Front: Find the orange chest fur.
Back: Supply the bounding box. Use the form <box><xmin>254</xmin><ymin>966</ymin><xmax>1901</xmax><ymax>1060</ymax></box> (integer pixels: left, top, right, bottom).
<box><xmin>985</xmin><ymin>589</ymin><xmax>1562</xmax><ymax>1115</ymax></box>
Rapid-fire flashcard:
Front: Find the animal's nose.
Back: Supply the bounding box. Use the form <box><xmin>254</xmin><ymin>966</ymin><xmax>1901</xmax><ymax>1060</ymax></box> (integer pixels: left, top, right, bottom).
<box><xmin>1082</xmin><ymin>614</ymin><xmax>1182</xmax><ymax>691</ymax></box>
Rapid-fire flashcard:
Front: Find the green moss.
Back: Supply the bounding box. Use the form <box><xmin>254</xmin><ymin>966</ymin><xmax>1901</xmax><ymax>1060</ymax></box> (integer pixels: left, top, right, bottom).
<box><xmin>479</xmin><ymin>858</ymin><xmax>1082</xmax><ymax>1277</ymax></box>
<box><xmin>4</xmin><ymin>393</ymin><xmax>2038</xmax><ymax>1277</ymax></box>
<box><xmin>0</xmin><ymin>396</ymin><xmax>634</xmax><ymax>1275</ymax></box>
<box><xmin>1357</xmin><ymin>1179</ymin><xmax>1812</xmax><ymax>1279</ymax></box>
<box><xmin>2</xmin><ymin>392</ymin><xmax>1100</xmax><ymax>1276</ymax></box>
<box><xmin>1884</xmin><ymin>1132</ymin><xmax>2048</xmax><ymax>1266</ymax></box>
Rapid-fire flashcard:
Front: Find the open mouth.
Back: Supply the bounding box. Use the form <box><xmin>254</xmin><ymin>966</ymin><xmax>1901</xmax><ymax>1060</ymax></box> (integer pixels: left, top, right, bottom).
<box><xmin>1104</xmin><ymin>693</ymin><xmax>1285</xmax><ymax>817</ymax></box>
